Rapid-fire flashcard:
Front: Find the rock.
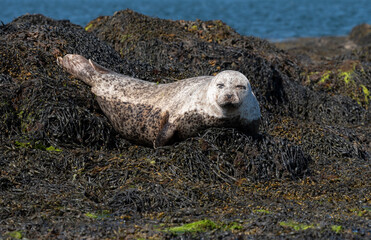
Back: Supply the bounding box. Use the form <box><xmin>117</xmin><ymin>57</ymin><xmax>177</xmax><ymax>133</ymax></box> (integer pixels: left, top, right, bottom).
<box><xmin>273</xmin><ymin>23</ymin><xmax>371</xmax><ymax>109</ymax></box>
<box><xmin>349</xmin><ymin>23</ymin><xmax>371</xmax><ymax>46</ymax></box>
<box><xmin>0</xmin><ymin>12</ymin><xmax>369</xmax><ymax>239</ymax></box>
<box><xmin>0</xmin><ymin>12</ymin><xmax>315</xmax><ymax>178</ymax></box>
<box><xmin>0</xmin><ymin>11</ymin><xmax>368</xmax><ymax>152</ymax></box>
<box><xmin>86</xmin><ymin>10</ymin><xmax>368</xmax><ymax>125</ymax></box>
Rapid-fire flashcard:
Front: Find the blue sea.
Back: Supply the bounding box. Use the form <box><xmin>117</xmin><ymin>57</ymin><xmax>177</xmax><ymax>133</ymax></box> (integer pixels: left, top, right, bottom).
<box><xmin>2</xmin><ymin>0</ymin><xmax>371</xmax><ymax>41</ymax></box>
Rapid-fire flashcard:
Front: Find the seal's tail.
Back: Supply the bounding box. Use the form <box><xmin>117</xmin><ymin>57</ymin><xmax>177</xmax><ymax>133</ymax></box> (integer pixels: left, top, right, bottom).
<box><xmin>57</xmin><ymin>54</ymin><xmax>111</xmax><ymax>87</ymax></box>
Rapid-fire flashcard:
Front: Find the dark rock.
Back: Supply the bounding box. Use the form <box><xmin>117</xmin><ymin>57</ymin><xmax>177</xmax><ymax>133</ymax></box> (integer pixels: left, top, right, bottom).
<box><xmin>349</xmin><ymin>23</ymin><xmax>371</xmax><ymax>46</ymax></box>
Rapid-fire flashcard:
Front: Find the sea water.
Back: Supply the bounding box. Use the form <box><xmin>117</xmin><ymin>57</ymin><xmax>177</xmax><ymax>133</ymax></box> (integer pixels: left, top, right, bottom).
<box><xmin>2</xmin><ymin>0</ymin><xmax>370</xmax><ymax>40</ymax></box>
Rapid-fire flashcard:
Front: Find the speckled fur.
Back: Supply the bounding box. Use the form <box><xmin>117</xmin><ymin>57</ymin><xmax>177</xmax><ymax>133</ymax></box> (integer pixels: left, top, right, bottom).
<box><xmin>57</xmin><ymin>54</ymin><xmax>261</xmax><ymax>147</ymax></box>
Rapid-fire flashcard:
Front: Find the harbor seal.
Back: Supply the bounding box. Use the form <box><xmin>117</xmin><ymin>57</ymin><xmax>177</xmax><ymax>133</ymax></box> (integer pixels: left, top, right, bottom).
<box><xmin>57</xmin><ymin>54</ymin><xmax>261</xmax><ymax>147</ymax></box>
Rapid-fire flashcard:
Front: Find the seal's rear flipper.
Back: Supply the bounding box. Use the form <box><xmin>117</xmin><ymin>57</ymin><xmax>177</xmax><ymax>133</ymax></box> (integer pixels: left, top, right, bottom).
<box><xmin>57</xmin><ymin>54</ymin><xmax>110</xmax><ymax>87</ymax></box>
<box><xmin>89</xmin><ymin>59</ymin><xmax>111</xmax><ymax>74</ymax></box>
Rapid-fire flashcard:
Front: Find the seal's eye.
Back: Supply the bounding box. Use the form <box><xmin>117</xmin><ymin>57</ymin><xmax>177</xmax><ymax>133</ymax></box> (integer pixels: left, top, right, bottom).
<box><xmin>236</xmin><ymin>85</ymin><xmax>246</xmax><ymax>90</ymax></box>
<box><xmin>217</xmin><ymin>83</ymin><xmax>225</xmax><ymax>89</ymax></box>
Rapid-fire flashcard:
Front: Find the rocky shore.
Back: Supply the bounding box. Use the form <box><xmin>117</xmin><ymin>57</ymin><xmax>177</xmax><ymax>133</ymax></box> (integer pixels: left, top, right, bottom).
<box><xmin>0</xmin><ymin>10</ymin><xmax>370</xmax><ymax>239</ymax></box>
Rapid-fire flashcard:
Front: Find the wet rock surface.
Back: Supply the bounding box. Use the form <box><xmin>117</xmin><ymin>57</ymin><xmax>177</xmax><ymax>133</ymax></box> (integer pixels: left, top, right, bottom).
<box><xmin>0</xmin><ymin>11</ymin><xmax>370</xmax><ymax>239</ymax></box>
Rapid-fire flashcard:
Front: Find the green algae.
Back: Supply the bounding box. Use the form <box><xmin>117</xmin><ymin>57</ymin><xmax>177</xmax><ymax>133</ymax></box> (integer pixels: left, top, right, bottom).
<box><xmin>15</xmin><ymin>140</ymin><xmax>62</xmax><ymax>152</ymax></box>
<box><xmin>331</xmin><ymin>225</ymin><xmax>342</xmax><ymax>233</ymax></box>
<box><xmin>310</xmin><ymin>67</ymin><xmax>370</xmax><ymax>107</ymax></box>
<box><xmin>338</xmin><ymin>71</ymin><xmax>352</xmax><ymax>84</ymax></box>
<box><xmin>84</xmin><ymin>210</ymin><xmax>111</xmax><ymax>219</ymax></box>
<box><xmin>190</xmin><ymin>25</ymin><xmax>198</xmax><ymax>31</ymax></box>
<box><xmin>338</xmin><ymin>62</ymin><xmax>358</xmax><ymax>84</ymax></box>
<box><xmin>164</xmin><ymin>219</ymin><xmax>243</xmax><ymax>234</ymax></box>
<box><xmin>349</xmin><ymin>208</ymin><xmax>368</xmax><ymax>217</ymax></box>
<box><xmin>15</xmin><ymin>140</ymin><xmax>31</xmax><ymax>148</ymax></box>
<box><xmin>166</xmin><ymin>219</ymin><xmax>218</xmax><ymax>234</ymax></box>
<box><xmin>85</xmin><ymin>24</ymin><xmax>93</xmax><ymax>31</ymax></box>
<box><xmin>7</xmin><ymin>231</ymin><xmax>23</xmax><ymax>239</ymax></box>
<box><xmin>319</xmin><ymin>71</ymin><xmax>331</xmax><ymax>83</ymax></box>
<box><xmin>225</xmin><ymin>222</ymin><xmax>243</xmax><ymax>230</ymax></box>
<box><xmin>45</xmin><ymin>146</ymin><xmax>62</xmax><ymax>152</ymax></box>
<box><xmin>315</xmin><ymin>68</ymin><xmax>355</xmax><ymax>86</ymax></box>
<box><xmin>253</xmin><ymin>209</ymin><xmax>272</xmax><ymax>214</ymax></box>
<box><xmin>360</xmin><ymin>84</ymin><xmax>370</xmax><ymax>105</ymax></box>
<box><xmin>120</xmin><ymin>34</ymin><xmax>132</xmax><ymax>43</ymax></box>
<box><xmin>17</xmin><ymin>110</ymin><xmax>24</xmax><ymax>120</ymax></box>
<box><xmin>279</xmin><ymin>221</ymin><xmax>316</xmax><ymax>231</ymax></box>
<box><xmin>17</xmin><ymin>109</ymin><xmax>36</xmax><ymax>134</ymax></box>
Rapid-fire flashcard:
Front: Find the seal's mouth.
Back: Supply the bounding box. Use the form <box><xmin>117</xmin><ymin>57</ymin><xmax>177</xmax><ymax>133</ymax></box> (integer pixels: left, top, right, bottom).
<box><xmin>219</xmin><ymin>102</ymin><xmax>241</xmax><ymax>109</ymax></box>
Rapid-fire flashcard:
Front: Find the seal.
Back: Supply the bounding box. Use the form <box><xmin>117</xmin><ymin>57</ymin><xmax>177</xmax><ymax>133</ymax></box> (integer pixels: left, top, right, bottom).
<box><xmin>57</xmin><ymin>54</ymin><xmax>261</xmax><ymax>147</ymax></box>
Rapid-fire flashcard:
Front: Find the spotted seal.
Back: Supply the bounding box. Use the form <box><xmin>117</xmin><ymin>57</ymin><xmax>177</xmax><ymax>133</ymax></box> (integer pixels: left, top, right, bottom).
<box><xmin>57</xmin><ymin>54</ymin><xmax>261</xmax><ymax>147</ymax></box>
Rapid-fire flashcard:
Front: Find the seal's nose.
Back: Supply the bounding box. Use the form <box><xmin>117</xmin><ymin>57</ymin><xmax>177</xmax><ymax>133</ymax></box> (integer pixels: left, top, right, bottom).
<box><xmin>226</xmin><ymin>94</ymin><xmax>233</xmax><ymax>99</ymax></box>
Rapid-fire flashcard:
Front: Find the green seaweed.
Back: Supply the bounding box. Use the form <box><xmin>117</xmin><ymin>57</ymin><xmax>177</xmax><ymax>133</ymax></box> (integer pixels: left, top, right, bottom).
<box><xmin>253</xmin><ymin>209</ymin><xmax>272</xmax><ymax>214</ymax></box>
<box><xmin>84</xmin><ymin>210</ymin><xmax>111</xmax><ymax>219</ymax></box>
<box><xmin>45</xmin><ymin>146</ymin><xmax>62</xmax><ymax>152</ymax></box>
<box><xmin>164</xmin><ymin>219</ymin><xmax>243</xmax><ymax>234</ymax></box>
<box><xmin>166</xmin><ymin>219</ymin><xmax>218</xmax><ymax>234</ymax></box>
<box><xmin>85</xmin><ymin>24</ymin><xmax>93</xmax><ymax>31</ymax></box>
<box><xmin>120</xmin><ymin>34</ymin><xmax>132</xmax><ymax>42</ymax></box>
<box><xmin>305</xmin><ymin>71</ymin><xmax>319</xmax><ymax>82</ymax></box>
<box><xmin>16</xmin><ymin>110</ymin><xmax>24</xmax><ymax>119</ymax></box>
<box><xmin>15</xmin><ymin>140</ymin><xmax>62</xmax><ymax>152</ymax></box>
<box><xmin>319</xmin><ymin>71</ymin><xmax>331</xmax><ymax>83</ymax></box>
<box><xmin>15</xmin><ymin>140</ymin><xmax>31</xmax><ymax>148</ymax></box>
<box><xmin>17</xmin><ymin>109</ymin><xmax>36</xmax><ymax>134</ymax></box>
<box><xmin>338</xmin><ymin>71</ymin><xmax>353</xmax><ymax>84</ymax></box>
<box><xmin>312</xmin><ymin>67</ymin><xmax>369</xmax><ymax>107</ymax></box>
<box><xmin>279</xmin><ymin>221</ymin><xmax>316</xmax><ymax>231</ymax></box>
<box><xmin>216</xmin><ymin>20</ymin><xmax>224</xmax><ymax>27</ymax></box>
<box><xmin>225</xmin><ymin>222</ymin><xmax>243</xmax><ymax>230</ymax></box>
<box><xmin>7</xmin><ymin>231</ymin><xmax>22</xmax><ymax>239</ymax></box>
<box><xmin>349</xmin><ymin>208</ymin><xmax>368</xmax><ymax>217</ymax></box>
<box><xmin>360</xmin><ymin>84</ymin><xmax>370</xmax><ymax>105</ymax></box>
<box><xmin>331</xmin><ymin>225</ymin><xmax>342</xmax><ymax>233</ymax></box>
<box><xmin>190</xmin><ymin>25</ymin><xmax>198</xmax><ymax>31</ymax></box>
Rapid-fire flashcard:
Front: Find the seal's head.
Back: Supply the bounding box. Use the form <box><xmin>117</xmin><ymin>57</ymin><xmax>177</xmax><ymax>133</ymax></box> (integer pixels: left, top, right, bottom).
<box><xmin>208</xmin><ymin>70</ymin><xmax>250</xmax><ymax>112</ymax></box>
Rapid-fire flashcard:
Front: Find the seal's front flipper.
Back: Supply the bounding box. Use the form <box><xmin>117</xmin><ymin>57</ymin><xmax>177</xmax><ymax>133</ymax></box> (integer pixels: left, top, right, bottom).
<box><xmin>57</xmin><ymin>54</ymin><xmax>110</xmax><ymax>87</ymax></box>
<box><xmin>154</xmin><ymin>123</ymin><xmax>177</xmax><ymax>148</ymax></box>
<box><xmin>154</xmin><ymin>111</ymin><xmax>177</xmax><ymax>148</ymax></box>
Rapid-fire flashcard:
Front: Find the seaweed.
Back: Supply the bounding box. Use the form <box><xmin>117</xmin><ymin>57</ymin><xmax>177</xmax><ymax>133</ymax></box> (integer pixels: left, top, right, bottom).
<box><xmin>0</xmin><ymin>12</ymin><xmax>369</xmax><ymax>239</ymax></box>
